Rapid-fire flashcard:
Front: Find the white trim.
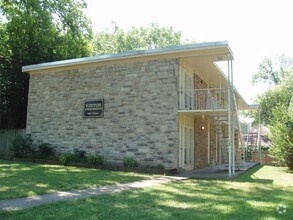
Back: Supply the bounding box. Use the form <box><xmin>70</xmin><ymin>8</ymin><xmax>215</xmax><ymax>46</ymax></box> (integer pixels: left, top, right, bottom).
<box><xmin>22</xmin><ymin>41</ymin><xmax>230</xmax><ymax>72</ymax></box>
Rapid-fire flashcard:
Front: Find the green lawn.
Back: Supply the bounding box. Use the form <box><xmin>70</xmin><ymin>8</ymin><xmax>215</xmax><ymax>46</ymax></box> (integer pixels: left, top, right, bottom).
<box><xmin>1</xmin><ymin>164</ymin><xmax>293</xmax><ymax>220</ymax></box>
<box><xmin>0</xmin><ymin>159</ymin><xmax>154</xmax><ymax>200</ymax></box>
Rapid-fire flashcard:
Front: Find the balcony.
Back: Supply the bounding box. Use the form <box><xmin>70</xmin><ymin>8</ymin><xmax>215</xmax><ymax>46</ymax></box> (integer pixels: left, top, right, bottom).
<box><xmin>179</xmin><ymin>88</ymin><xmax>228</xmax><ymax>111</ymax></box>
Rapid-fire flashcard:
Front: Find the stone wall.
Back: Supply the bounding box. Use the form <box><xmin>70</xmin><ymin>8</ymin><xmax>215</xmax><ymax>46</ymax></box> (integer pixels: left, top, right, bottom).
<box><xmin>194</xmin><ymin>116</ymin><xmax>218</xmax><ymax>169</ymax></box>
<box><xmin>27</xmin><ymin>58</ymin><xmax>179</xmax><ymax>169</ymax></box>
<box><xmin>194</xmin><ymin>115</ymin><xmax>208</xmax><ymax>169</ymax></box>
<box><xmin>193</xmin><ymin>74</ymin><xmax>218</xmax><ymax>169</ymax></box>
<box><xmin>210</xmin><ymin>125</ymin><xmax>217</xmax><ymax>165</ymax></box>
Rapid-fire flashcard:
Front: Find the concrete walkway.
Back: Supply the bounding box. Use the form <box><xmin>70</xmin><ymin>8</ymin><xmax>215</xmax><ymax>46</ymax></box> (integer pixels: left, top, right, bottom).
<box><xmin>0</xmin><ymin>176</ymin><xmax>187</xmax><ymax>211</ymax></box>
<box><xmin>176</xmin><ymin>162</ymin><xmax>258</xmax><ymax>179</ymax></box>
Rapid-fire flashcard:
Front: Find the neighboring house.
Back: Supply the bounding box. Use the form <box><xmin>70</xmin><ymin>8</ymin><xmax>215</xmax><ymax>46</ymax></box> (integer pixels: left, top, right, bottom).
<box><xmin>22</xmin><ymin>41</ymin><xmax>249</xmax><ymax>175</ymax></box>
<box><xmin>247</xmin><ymin>125</ymin><xmax>271</xmax><ymax>146</ymax></box>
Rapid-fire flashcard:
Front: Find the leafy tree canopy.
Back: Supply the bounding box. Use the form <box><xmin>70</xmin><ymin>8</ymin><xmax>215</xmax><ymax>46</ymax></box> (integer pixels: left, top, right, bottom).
<box><xmin>93</xmin><ymin>22</ymin><xmax>182</xmax><ymax>55</ymax></box>
<box><xmin>0</xmin><ymin>0</ymin><xmax>92</xmax><ymax>65</ymax></box>
<box><xmin>250</xmin><ymin>54</ymin><xmax>293</xmax><ymax>170</ymax></box>
<box><xmin>269</xmin><ymin>102</ymin><xmax>293</xmax><ymax>170</ymax></box>
<box><xmin>249</xmin><ymin>55</ymin><xmax>293</xmax><ymax>125</ymax></box>
<box><xmin>252</xmin><ymin>54</ymin><xmax>293</xmax><ymax>85</ymax></box>
<box><xmin>0</xmin><ymin>0</ymin><xmax>92</xmax><ymax>128</ymax></box>
<box><xmin>256</xmin><ymin>73</ymin><xmax>293</xmax><ymax>125</ymax></box>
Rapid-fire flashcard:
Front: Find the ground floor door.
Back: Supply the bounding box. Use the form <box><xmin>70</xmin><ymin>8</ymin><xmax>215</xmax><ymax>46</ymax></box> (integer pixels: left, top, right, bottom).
<box><xmin>179</xmin><ymin>114</ymin><xmax>194</xmax><ymax>170</ymax></box>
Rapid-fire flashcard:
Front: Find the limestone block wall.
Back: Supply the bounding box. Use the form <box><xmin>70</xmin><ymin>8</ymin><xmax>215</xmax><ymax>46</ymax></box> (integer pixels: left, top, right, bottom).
<box><xmin>26</xmin><ymin>58</ymin><xmax>179</xmax><ymax>169</ymax></box>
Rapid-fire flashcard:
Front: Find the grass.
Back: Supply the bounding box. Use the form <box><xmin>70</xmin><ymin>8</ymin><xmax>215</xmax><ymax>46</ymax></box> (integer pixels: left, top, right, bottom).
<box><xmin>0</xmin><ymin>159</ymin><xmax>154</xmax><ymax>200</ymax></box>
<box><xmin>1</xmin><ymin>164</ymin><xmax>293</xmax><ymax>220</ymax></box>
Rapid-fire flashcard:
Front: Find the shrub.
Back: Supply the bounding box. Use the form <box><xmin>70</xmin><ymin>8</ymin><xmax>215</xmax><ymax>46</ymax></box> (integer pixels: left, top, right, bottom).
<box><xmin>87</xmin><ymin>153</ymin><xmax>104</xmax><ymax>165</ymax></box>
<box><xmin>145</xmin><ymin>164</ymin><xmax>165</xmax><ymax>170</ymax></box>
<box><xmin>71</xmin><ymin>149</ymin><xmax>87</xmax><ymax>163</ymax></box>
<box><xmin>152</xmin><ymin>164</ymin><xmax>165</xmax><ymax>170</ymax></box>
<box><xmin>269</xmin><ymin>106</ymin><xmax>293</xmax><ymax>171</ymax></box>
<box><xmin>123</xmin><ymin>156</ymin><xmax>139</xmax><ymax>167</ymax></box>
<box><xmin>10</xmin><ymin>135</ymin><xmax>34</xmax><ymax>158</ymax></box>
<box><xmin>36</xmin><ymin>143</ymin><xmax>55</xmax><ymax>159</ymax></box>
<box><xmin>74</xmin><ymin>148</ymin><xmax>86</xmax><ymax>158</ymax></box>
<box><xmin>58</xmin><ymin>153</ymin><xmax>72</xmax><ymax>165</ymax></box>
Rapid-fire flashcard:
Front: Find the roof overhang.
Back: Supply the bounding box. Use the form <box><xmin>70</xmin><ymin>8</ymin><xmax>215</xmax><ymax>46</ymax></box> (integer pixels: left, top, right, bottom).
<box><xmin>22</xmin><ymin>41</ymin><xmax>233</xmax><ymax>73</ymax></box>
<box><xmin>22</xmin><ymin>41</ymin><xmax>249</xmax><ymax>109</ymax></box>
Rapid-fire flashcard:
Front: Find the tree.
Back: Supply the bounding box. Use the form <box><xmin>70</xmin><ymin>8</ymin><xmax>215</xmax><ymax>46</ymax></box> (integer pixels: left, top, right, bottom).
<box><xmin>250</xmin><ymin>55</ymin><xmax>293</xmax><ymax>125</ymax></box>
<box><xmin>269</xmin><ymin>103</ymin><xmax>293</xmax><ymax>170</ymax></box>
<box><xmin>93</xmin><ymin>22</ymin><xmax>182</xmax><ymax>55</ymax></box>
<box><xmin>252</xmin><ymin>54</ymin><xmax>293</xmax><ymax>85</ymax></box>
<box><xmin>251</xmin><ymin>55</ymin><xmax>293</xmax><ymax>171</ymax></box>
<box><xmin>0</xmin><ymin>0</ymin><xmax>92</xmax><ymax>128</ymax></box>
<box><xmin>256</xmin><ymin>74</ymin><xmax>292</xmax><ymax>125</ymax></box>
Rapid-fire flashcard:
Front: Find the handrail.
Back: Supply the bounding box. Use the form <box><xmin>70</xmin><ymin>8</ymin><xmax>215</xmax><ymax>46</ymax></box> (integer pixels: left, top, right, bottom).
<box><xmin>178</xmin><ymin>88</ymin><xmax>228</xmax><ymax>111</ymax></box>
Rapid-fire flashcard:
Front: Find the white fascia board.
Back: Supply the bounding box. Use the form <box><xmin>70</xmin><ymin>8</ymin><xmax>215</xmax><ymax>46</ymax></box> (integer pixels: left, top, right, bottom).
<box><xmin>22</xmin><ymin>41</ymin><xmax>229</xmax><ymax>72</ymax></box>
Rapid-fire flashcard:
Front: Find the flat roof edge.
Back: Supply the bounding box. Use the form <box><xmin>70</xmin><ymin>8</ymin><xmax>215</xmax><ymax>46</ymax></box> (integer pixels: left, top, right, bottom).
<box><xmin>22</xmin><ymin>41</ymin><xmax>229</xmax><ymax>72</ymax></box>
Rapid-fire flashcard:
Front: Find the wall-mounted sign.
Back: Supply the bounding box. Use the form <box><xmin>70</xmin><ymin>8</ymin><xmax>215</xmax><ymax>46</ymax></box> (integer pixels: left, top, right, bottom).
<box><xmin>84</xmin><ymin>99</ymin><xmax>104</xmax><ymax>118</ymax></box>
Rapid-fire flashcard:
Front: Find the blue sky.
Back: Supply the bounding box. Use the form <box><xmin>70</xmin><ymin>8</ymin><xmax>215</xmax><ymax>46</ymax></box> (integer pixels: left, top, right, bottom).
<box><xmin>84</xmin><ymin>0</ymin><xmax>293</xmax><ymax>103</ymax></box>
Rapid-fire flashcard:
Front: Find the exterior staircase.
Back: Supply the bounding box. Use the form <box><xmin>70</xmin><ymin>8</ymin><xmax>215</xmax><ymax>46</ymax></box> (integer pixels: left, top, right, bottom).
<box><xmin>210</xmin><ymin>102</ymin><xmax>245</xmax><ymax>168</ymax></box>
<box><xmin>211</xmin><ymin>115</ymin><xmax>229</xmax><ymax>164</ymax></box>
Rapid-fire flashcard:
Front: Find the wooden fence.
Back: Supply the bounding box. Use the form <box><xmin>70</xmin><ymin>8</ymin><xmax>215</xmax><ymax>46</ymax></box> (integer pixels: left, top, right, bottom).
<box><xmin>0</xmin><ymin>129</ymin><xmax>26</xmax><ymax>157</ymax></box>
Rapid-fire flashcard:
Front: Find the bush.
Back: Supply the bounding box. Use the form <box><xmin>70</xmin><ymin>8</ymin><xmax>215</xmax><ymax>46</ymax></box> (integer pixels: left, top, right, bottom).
<box><xmin>145</xmin><ymin>164</ymin><xmax>165</xmax><ymax>170</ymax></box>
<box><xmin>36</xmin><ymin>143</ymin><xmax>55</xmax><ymax>159</ymax></box>
<box><xmin>58</xmin><ymin>153</ymin><xmax>72</xmax><ymax>165</ymax></box>
<box><xmin>10</xmin><ymin>135</ymin><xmax>34</xmax><ymax>158</ymax></box>
<box><xmin>152</xmin><ymin>164</ymin><xmax>165</xmax><ymax>169</ymax></box>
<box><xmin>269</xmin><ymin>106</ymin><xmax>293</xmax><ymax>171</ymax></box>
<box><xmin>123</xmin><ymin>156</ymin><xmax>139</xmax><ymax>167</ymax></box>
<box><xmin>87</xmin><ymin>153</ymin><xmax>103</xmax><ymax>165</ymax></box>
<box><xmin>71</xmin><ymin>149</ymin><xmax>87</xmax><ymax>163</ymax></box>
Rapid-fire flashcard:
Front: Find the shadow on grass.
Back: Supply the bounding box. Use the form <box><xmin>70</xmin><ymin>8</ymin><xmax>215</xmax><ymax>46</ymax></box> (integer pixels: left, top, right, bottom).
<box><xmin>0</xmin><ymin>159</ymin><xmax>152</xmax><ymax>200</ymax></box>
<box><xmin>1</xmin><ymin>177</ymin><xmax>292</xmax><ymax>220</ymax></box>
<box><xmin>1</xmin><ymin>162</ymin><xmax>292</xmax><ymax>219</ymax></box>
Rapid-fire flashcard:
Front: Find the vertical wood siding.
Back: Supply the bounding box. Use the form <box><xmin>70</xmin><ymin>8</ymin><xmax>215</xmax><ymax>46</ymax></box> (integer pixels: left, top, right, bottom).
<box><xmin>0</xmin><ymin>129</ymin><xmax>26</xmax><ymax>157</ymax></box>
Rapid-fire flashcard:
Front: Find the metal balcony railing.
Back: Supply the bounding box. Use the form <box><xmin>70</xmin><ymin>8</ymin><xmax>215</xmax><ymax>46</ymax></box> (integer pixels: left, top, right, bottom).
<box><xmin>179</xmin><ymin>88</ymin><xmax>228</xmax><ymax>111</ymax></box>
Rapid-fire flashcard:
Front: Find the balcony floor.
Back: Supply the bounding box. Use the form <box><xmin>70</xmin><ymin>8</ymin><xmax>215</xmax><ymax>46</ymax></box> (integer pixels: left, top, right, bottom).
<box><xmin>178</xmin><ymin>109</ymin><xmax>230</xmax><ymax>118</ymax></box>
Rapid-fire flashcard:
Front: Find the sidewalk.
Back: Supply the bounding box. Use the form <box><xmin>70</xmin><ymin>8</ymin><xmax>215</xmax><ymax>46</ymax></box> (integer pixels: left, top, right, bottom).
<box><xmin>0</xmin><ymin>176</ymin><xmax>187</xmax><ymax>211</ymax></box>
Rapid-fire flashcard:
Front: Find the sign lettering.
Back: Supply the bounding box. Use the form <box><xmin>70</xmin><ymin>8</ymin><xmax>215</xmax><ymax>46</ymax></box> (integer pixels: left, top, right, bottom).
<box><xmin>84</xmin><ymin>99</ymin><xmax>104</xmax><ymax>118</ymax></box>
